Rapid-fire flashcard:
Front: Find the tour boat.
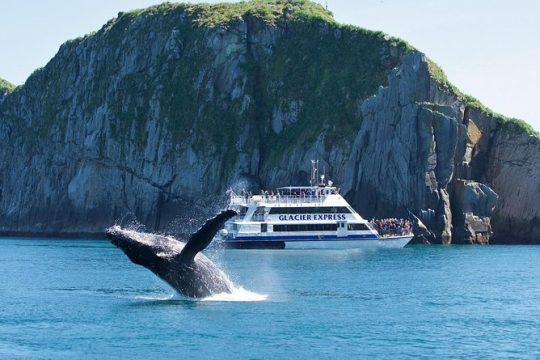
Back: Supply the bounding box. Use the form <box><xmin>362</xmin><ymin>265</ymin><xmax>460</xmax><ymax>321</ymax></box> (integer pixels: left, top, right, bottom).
<box><xmin>217</xmin><ymin>161</ymin><xmax>413</xmax><ymax>249</ymax></box>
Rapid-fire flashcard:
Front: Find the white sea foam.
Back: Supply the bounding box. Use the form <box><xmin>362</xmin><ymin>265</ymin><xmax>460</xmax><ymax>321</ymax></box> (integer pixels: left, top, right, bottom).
<box><xmin>201</xmin><ymin>286</ymin><xmax>267</xmax><ymax>302</ymax></box>
<box><xmin>135</xmin><ymin>293</ymin><xmax>176</xmax><ymax>301</ymax></box>
<box><xmin>135</xmin><ymin>287</ymin><xmax>267</xmax><ymax>302</ymax></box>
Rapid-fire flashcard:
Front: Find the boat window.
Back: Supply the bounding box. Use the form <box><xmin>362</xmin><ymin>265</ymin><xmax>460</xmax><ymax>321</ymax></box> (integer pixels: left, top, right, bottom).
<box><xmin>268</xmin><ymin>207</ymin><xmax>351</xmax><ymax>215</ymax></box>
<box><xmin>347</xmin><ymin>223</ymin><xmax>369</xmax><ymax>231</ymax></box>
<box><xmin>251</xmin><ymin>207</ymin><xmax>265</xmax><ymax>222</ymax></box>
<box><xmin>261</xmin><ymin>223</ymin><xmax>267</xmax><ymax>233</ymax></box>
<box><xmin>237</xmin><ymin>206</ymin><xmax>248</xmax><ymax>219</ymax></box>
<box><xmin>273</xmin><ymin>224</ymin><xmax>338</xmax><ymax>232</ymax></box>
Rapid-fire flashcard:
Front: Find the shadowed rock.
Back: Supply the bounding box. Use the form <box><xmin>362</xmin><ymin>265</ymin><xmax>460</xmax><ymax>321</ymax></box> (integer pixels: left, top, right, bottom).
<box><xmin>408</xmin><ymin>210</ymin><xmax>436</xmax><ymax>244</ymax></box>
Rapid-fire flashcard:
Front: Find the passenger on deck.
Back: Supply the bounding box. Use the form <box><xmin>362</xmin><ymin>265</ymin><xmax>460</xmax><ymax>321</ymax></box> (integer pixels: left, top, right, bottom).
<box><xmin>370</xmin><ymin>218</ymin><xmax>412</xmax><ymax>236</ymax></box>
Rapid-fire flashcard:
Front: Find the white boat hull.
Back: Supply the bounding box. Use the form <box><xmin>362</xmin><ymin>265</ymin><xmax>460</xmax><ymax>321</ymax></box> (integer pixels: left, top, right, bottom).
<box><xmin>222</xmin><ymin>235</ymin><xmax>412</xmax><ymax>249</ymax></box>
<box><xmin>283</xmin><ymin>236</ymin><xmax>412</xmax><ymax>249</ymax></box>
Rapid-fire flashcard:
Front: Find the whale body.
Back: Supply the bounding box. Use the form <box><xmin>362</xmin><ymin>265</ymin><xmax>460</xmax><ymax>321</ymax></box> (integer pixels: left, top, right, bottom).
<box><xmin>106</xmin><ymin>210</ymin><xmax>237</xmax><ymax>298</ymax></box>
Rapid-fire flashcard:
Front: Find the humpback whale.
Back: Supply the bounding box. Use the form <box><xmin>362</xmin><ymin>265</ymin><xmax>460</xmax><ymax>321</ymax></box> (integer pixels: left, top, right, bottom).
<box><xmin>106</xmin><ymin>210</ymin><xmax>237</xmax><ymax>298</ymax></box>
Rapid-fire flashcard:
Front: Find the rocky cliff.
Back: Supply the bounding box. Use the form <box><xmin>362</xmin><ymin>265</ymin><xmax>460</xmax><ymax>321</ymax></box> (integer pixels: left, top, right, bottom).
<box><xmin>0</xmin><ymin>1</ymin><xmax>538</xmax><ymax>243</ymax></box>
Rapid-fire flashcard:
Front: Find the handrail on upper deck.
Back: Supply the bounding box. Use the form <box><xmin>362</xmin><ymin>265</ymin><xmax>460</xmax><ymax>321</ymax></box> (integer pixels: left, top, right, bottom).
<box><xmin>229</xmin><ymin>193</ymin><xmax>326</xmax><ymax>206</ymax></box>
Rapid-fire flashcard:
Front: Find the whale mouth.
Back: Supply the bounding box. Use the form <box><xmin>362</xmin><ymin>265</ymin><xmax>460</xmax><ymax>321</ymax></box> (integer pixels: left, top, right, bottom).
<box><xmin>106</xmin><ymin>225</ymin><xmax>177</xmax><ymax>249</ymax></box>
<box><xmin>105</xmin><ymin>225</ymin><xmax>168</xmax><ymax>267</ymax></box>
<box><xmin>106</xmin><ymin>225</ymin><xmax>136</xmax><ymax>245</ymax></box>
<box><xmin>106</xmin><ymin>227</ymin><xmax>133</xmax><ymax>252</ymax></box>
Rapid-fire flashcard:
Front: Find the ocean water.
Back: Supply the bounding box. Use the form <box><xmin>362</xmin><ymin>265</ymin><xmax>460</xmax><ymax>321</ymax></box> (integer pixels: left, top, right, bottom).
<box><xmin>0</xmin><ymin>239</ymin><xmax>539</xmax><ymax>359</ymax></box>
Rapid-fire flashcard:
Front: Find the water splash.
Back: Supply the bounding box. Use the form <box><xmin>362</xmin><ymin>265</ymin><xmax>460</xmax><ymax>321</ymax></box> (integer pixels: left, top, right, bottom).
<box><xmin>133</xmin><ymin>287</ymin><xmax>267</xmax><ymax>303</ymax></box>
<box><xmin>201</xmin><ymin>286</ymin><xmax>267</xmax><ymax>302</ymax></box>
<box><xmin>135</xmin><ymin>293</ymin><xmax>177</xmax><ymax>301</ymax></box>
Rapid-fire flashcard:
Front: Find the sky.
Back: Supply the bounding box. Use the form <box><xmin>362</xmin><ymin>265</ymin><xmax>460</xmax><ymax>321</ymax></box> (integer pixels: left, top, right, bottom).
<box><xmin>0</xmin><ymin>0</ymin><xmax>538</xmax><ymax>131</ymax></box>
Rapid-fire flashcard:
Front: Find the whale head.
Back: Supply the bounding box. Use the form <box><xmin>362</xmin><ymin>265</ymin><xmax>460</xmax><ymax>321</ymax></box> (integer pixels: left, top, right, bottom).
<box><xmin>106</xmin><ymin>225</ymin><xmax>183</xmax><ymax>272</ymax></box>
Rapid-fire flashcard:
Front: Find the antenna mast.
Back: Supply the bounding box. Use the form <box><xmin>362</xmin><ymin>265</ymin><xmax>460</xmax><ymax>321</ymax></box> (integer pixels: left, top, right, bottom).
<box><xmin>310</xmin><ymin>160</ymin><xmax>318</xmax><ymax>187</ymax></box>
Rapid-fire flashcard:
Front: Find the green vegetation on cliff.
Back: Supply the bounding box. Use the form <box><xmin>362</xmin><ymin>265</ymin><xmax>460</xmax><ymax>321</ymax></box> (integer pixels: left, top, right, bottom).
<box><xmin>102</xmin><ymin>0</ymin><xmax>537</xmax><ymax>145</ymax></box>
<box><xmin>260</xmin><ymin>22</ymin><xmax>401</xmax><ymax>164</ymax></box>
<box><xmin>426</xmin><ymin>59</ymin><xmax>538</xmax><ymax>136</ymax></box>
<box><xmin>82</xmin><ymin>0</ymin><xmax>410</xmax><ymax>171</ymax></box>
<box><xmin>193</xmin><ymin>0</ymin><xmax>335</xmax><ymax>25</ymax></box>
<box><xmin>124</xmin><ymin>0</ymin><xmax>335</xmax><ymax>26</ymax></box>
<box><xmin>0</xmin><ymin>78</ymin><xmax>15</xmax><ymax>92</ymax></box>
<box><xmin>3</xmin><ymin>0</ymin><xmax>536</xmax><ymax>165</ymax></box>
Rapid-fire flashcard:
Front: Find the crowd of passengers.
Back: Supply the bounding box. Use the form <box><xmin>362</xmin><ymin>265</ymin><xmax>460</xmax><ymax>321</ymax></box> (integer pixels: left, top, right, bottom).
<box><xmin>371</xmin><ymin>218</ymin><xmax>412</xmax><ymax>236</ymax></box>
<box><xmin>237</xmin><ymin>189</ymin><xmax>335</xmax><ymax>199</ymax></box>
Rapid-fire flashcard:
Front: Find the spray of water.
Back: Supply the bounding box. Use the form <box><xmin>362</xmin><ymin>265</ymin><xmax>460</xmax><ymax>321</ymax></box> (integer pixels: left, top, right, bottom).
<box><xmin>136</xmin><ymin>286</ymin><xmax>267</xmax><ymax>303</ymax></box>
<box><xmin>201</xmin><ymin>286</ymin><xmax>267</xmax><ymax>302</ymax></box>
<box><xmin>188</xmin><ymin>260</ymin><xmax>268</xmax><ymax>302</ymax></box>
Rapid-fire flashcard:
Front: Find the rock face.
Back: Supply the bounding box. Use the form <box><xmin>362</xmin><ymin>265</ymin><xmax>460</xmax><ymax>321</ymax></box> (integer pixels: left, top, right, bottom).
<box><xmin>0</xmin><ymin>1</ymin><xmax>538</xmax><ymax>243</ymax></box>
<box><xmin>452</xmin><ymin>180</ymin><xmax>498</xmax><ymax>244</ymax></box>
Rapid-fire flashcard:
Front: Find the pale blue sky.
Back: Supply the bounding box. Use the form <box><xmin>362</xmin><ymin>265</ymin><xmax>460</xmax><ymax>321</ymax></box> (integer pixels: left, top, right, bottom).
<box><xmin>0</xmin><ymin>0</ymin><xmax>538</xmax><ymax>130</ymax></box>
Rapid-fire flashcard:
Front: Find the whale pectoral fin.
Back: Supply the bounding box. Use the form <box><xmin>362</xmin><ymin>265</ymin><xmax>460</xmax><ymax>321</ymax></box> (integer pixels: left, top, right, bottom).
<box><xmin>179</xmin><ymin>209</ymin><xmax>237</xmax><ymax>260</ymax></box>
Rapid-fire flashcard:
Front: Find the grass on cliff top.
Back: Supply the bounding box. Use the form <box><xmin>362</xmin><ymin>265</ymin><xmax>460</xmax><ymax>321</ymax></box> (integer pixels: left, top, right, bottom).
<box><xmin>100</xmin><ymin>0</ymin><xmax>411</xmax><ymax>57</ymax></box>
<box><xmin>120</xmin><ymin>0</ymin><xmax>335</xmax><ymax>26</ymax></box>
<box><xmin>426</xmin><ymin>59</ymin><xmax>538</xmax><ymax>137</ymax></box>
<box><xmin>91</xmin><ymin>0</ymin><xmax>533</xmax><ymax>141</ymax></box>
<box><xmin>112</xmin><ymin>0</ymin><xmax>414</xmax><ymax>53</ymax></box>
<box><xmin>192</xmin><ymin>0</ymin><xmax>335</xmax><ymax>25</ymax></box>
<box><xmin>0</xmin><ymin>78</ymin><xmax>15</xmax><ymax>92</ymax></box>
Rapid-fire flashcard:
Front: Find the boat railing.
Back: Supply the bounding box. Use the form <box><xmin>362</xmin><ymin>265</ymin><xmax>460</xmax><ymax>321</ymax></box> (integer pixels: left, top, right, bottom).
<box><xmin>230</xmin><ymin>194</ymin><xmax>325</xmax><ymax>206</ymax></box>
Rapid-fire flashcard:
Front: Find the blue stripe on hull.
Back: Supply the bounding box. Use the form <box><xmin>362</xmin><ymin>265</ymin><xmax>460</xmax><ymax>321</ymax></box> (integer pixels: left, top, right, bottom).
<box><xmin>285</xmin><ymin>237</ymin><xmax>411</xmax><ymax>249</ymax></box>
<box><xmin>222</xmin><ymin>235</ymin><xmax>413</xmax><ymax>249</ymax></box>
<box><xmin>226</xmin><ymin>234</ymin><xmax>379</xmax><ymax>242</ymax></box>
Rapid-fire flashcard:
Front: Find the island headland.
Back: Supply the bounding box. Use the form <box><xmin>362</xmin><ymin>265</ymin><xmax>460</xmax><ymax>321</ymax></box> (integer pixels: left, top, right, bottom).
<box><xmin>0</xmin><ymin>1</ymin><xmax>538</xmax><ymax>244</ymax></box>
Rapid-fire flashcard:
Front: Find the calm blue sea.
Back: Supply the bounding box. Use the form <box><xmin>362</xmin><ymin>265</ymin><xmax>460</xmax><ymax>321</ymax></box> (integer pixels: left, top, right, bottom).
<box><xmin>0</xmin><ymin>238</ymin><xmax>539</xmax><ymax>359</ymax></box>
